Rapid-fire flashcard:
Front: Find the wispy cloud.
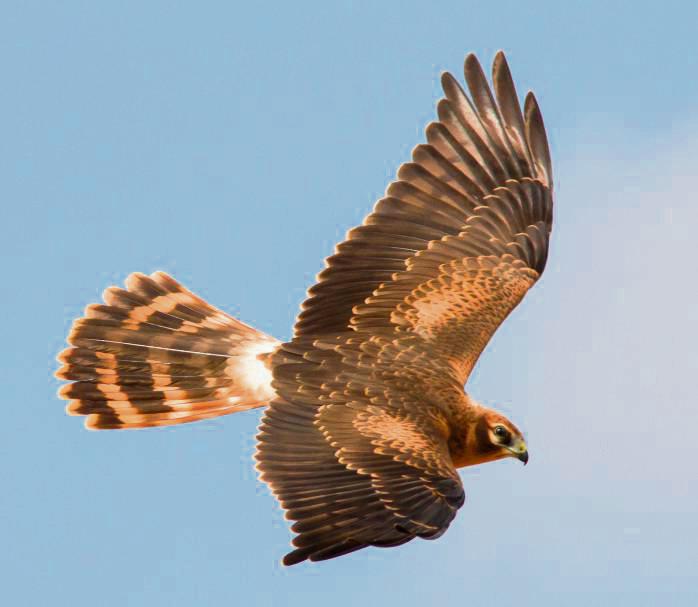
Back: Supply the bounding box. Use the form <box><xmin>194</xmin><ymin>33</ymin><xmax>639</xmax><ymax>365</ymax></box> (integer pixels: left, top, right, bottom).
<box><xmin>544</xmin><ymin>120</ymin><xmax>698</xmax><ymax>480</ymax></box>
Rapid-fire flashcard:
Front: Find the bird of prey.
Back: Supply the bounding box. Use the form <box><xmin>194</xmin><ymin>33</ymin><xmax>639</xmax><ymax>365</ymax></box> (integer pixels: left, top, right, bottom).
<box><xmin>56</xmin><ymin>51</ymin><xmax>553</xmax><ymax>565</ymax></box>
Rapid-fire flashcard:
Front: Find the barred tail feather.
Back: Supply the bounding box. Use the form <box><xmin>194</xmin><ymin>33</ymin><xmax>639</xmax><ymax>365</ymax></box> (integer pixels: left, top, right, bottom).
<box><xmin>56</xmin><ymin>271</ymin><xmax>280</xmax><ymax>429</ymax></box>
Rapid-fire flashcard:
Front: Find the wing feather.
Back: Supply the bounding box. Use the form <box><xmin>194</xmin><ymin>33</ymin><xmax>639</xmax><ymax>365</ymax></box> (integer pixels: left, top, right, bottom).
<box><xmin>295</xmin><ymin>52</ymin><xmax>553</xmax><ymax>359</ymax></box>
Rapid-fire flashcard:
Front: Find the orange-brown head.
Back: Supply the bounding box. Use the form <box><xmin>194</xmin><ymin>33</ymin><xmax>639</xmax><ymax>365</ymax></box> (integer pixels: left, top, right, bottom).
<box><xmin>450</xmin><ymin>405</ymin><xmax>529</xmax><ymax>468</ymax></box>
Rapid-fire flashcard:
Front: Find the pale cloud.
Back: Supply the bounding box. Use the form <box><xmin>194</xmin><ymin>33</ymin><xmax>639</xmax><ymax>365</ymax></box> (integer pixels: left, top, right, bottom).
<box><xmin>540</xmin><ymin>123</ymin><xmax>698</xmax><ymax>587</ymax></box>
<box><xmin>542</xmin><ymin>121</ymin><xmax>698</xmax><ymax>483</ymax></box>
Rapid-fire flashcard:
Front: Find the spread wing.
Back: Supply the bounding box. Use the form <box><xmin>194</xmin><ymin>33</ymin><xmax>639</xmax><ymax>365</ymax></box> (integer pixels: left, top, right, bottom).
<box><xmin>295</xmin><ymin>52</ymin><xmax>553</xmax><ymax>383</ymax></box>
<box><xmin>257</xmin><ymin>52</ymin><xmax>553</xmax><ymax>564</ymax></box>
<box><xmin>256</xmin><ymin>337</ymin><xmax>464</xmax><ymax>565</ymax></box>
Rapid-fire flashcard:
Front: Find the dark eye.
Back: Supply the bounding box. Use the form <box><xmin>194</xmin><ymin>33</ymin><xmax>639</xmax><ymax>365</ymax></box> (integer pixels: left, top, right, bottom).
<box><xmin>493</xmin><ymin>426</ymin><xmax>511</xmax><ymax>443</ymax></box>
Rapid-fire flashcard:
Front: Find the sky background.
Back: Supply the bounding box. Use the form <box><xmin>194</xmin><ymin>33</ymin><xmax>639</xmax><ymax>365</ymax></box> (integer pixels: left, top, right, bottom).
<box><xmin>2</xmin><ymin>1</ymin><xmax>697</xmax><ymax>605</ymax></box>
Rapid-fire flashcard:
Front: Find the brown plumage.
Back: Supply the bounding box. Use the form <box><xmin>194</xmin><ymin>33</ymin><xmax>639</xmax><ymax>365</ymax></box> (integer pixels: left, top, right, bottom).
<box><xmin>56</xmin><ymin>271</ymin><xmax>279</xmax><ymax>429</ymax></box>
<box><xmin>56</xmin><ymin>52</ymin><xmax>552</xmax><ymax>565</ymax></box>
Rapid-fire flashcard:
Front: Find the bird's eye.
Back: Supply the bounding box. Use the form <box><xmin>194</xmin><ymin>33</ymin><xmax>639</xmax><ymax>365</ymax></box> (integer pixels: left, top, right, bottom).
<box><xmin>493</xmin><ymin>425</ymin><xmax>511</xmax><ymax>444</ymax></box>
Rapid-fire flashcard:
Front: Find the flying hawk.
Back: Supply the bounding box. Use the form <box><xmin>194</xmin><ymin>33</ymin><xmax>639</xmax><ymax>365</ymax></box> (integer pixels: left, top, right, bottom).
<box><xmin>56</xmin><ymin>51</ymin><xmax>553</xmax><ymax>565</ymax></box>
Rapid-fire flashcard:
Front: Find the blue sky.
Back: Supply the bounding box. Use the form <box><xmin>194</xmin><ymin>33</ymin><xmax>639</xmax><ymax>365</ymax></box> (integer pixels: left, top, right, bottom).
<box><xmin>2</xmin><ymin>1</ymin><xmax>697</xmax><ymax>605</ymax></box>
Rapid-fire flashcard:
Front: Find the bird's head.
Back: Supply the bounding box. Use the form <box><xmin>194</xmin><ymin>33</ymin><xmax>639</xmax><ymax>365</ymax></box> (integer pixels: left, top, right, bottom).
<box><xmin>450</xmin><ymin>406</ymin><xmax>529</xmax><ymax>468</ymax></box>
<box><xmin>476</xmin><ymin>410</ymin><xmax>528</xmax><ymax>465</ymax></box>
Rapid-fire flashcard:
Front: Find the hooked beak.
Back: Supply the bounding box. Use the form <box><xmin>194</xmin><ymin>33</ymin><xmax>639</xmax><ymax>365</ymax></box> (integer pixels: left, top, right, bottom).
<box><xmin>508</xmin><ymin>438</ymin><xmax>529</xmax><ymax>465</ymax></box>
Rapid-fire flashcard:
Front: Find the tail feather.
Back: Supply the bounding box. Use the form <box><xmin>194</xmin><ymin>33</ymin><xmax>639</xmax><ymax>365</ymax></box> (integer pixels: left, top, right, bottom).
<box><xmin>56</xmin><ymin>271</ymin><xmax>280</xmax><ymax>430</ymax></box>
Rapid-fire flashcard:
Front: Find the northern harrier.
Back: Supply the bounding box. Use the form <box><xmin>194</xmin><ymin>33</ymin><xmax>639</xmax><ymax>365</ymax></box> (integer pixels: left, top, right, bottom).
<box><xmin>56</xmin><ymin>52</ymin><xmax>553</xmax><ymax>565</ymax></box>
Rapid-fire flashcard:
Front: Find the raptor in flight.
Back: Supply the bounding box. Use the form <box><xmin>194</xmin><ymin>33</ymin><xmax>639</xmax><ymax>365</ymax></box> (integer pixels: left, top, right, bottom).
<box><xmin>56</xmin><ymin>52</ymin><xmax>553</xmax><ymax>565</ymax></box>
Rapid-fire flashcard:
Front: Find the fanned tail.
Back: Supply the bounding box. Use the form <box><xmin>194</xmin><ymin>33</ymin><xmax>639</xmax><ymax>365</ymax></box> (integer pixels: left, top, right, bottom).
<box><xmin>56</xmin><ymin>271</ymin><xmax>280</xmax><ymax>429</ymax></box>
